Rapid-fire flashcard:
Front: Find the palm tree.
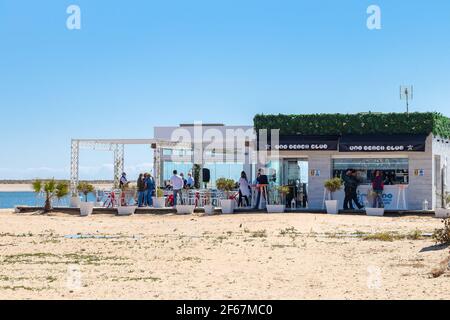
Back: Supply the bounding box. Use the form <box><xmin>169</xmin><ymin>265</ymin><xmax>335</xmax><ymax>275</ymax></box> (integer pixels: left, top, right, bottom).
<box><xmin>32</xmin><ymin>179</ymin><xmax>70</xmax><ymax>212</ymax></box>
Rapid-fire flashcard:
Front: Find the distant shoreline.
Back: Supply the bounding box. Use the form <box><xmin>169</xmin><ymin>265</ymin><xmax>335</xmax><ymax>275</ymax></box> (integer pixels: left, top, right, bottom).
<box><xmin>0</xmin><ymin>180</ymin><xmax>113</xmax><ymax>184</ymax></box>
<box><xmin>0</xmin><ymin>183</ymin><xmax>114</xmax><ymax>192</ymax></box>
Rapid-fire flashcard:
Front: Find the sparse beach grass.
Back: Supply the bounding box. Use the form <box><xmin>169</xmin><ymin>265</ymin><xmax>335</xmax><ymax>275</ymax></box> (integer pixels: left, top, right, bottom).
<box><xmin>0</xmin><ymin>208</ymin><xmax>448</xmax><ymax>299</ymax></box>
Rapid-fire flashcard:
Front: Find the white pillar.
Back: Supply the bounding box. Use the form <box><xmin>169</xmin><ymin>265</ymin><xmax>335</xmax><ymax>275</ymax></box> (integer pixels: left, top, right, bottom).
<box><xmin>70</xmin><ymin>140</ymin><xmax>80</xmax><ymax>195</ymax></box>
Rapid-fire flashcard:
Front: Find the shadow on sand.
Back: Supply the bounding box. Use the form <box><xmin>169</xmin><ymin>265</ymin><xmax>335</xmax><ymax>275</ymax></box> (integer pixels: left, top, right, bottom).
<box><xmin>420</xmin><ymin>243</ymin><xmax>449</xmax><ymax>252</ymax></box>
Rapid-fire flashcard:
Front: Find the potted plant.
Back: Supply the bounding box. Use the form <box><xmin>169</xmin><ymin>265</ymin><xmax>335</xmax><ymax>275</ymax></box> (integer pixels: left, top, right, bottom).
<box><xmin>203</xmin><ymin>190</ymin><xmax>215</xmax><ymax>215</ymax></box>
<box><xmin>116</xmin><ymin>183</ymin><xmax>138</xmax><ymax>215</ymax></box>
<box><xmin>70</xmin><ymin>189</ymin><xmax>81</xmax><ymax>208</ymax></box>
<box><xmin>323</xmin><ymin>178</ymin><xmax>343</xmax><ymax>214</ymax></box>
<box><xmin>435</xmin><ymin>192</ymin><xmax>450</xmax><ymax>218</ymax></box>
<box><xmin>216</xmin><ymin>178</ymin><xmax>236</xmax><ymax>214</ymax></box>
<box><xmin>32</xmin><ymin>179</ymin><xmax>70</xmax><ymax>213</ymax></box>
<box><xmin>77</xmin><ymin>182</ymin><xmax>95</xmax><ymax>216</ymax></box>
<box><xmin>118</xmin><ymin>184</ymin><xmax>138</xmax><ymax>215</ymax></box>
<box><xmin>152</xmin><ymin>187</ymin><xmax>166</xmax><ymax>208</ymax></box>
<box><xmin>118</xmin><ymin>204</ymin><xmax>137</xmax><ymax>215</ymax></box>
<box><xmin>267</xmin><ymin>185</ymin><xmax>289</xmax><ymax>213</ymax></box>
<box><xmin>176</xmin><ymin>202</ymin><xmax>196</xmax><ymax>215</ymax></box>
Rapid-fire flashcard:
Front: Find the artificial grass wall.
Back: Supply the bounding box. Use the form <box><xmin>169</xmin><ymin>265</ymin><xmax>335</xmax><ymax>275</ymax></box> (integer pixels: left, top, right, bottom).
<box><xmin>253</xmin><ymin>112</ymin><xmax>450</xmax><ymax>138</ymax></box>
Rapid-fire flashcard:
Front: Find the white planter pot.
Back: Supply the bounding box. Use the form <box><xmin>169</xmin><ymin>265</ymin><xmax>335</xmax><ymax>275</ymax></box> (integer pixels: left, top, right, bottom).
<box><xmin>176</xmin><ymin>205</ymin><xmax>196</xmax><ymax>215</ymax></box>
<box><xmin>220</xmin><ymin>199</ymin><xmax>235</xmax><ymax>214</ymax></box>
<box><xmin>118</xmin><ymin>206</ymin><xmax>137</xmax><ymax>216</ymax></box>
<box><xmin>204</xmin><ymin>205</ymin><xmax>215</xmax><ymax>215</ymax></box>
<box><xmin>80</xmin><ymin>202</ymin><xmax>94</xmax><ymax>216</ymax></box>
<box><xmin>152</xmin><ymin>197</ymin><xmax>166</xmax><ymax>208</ymax></box>
<box><xmin>325</xmin><ymin>200</ymin><xmax>339</xmax><ymax>215</ymax></box>
<box><xmin>435</xmin><ymin>208</ymin><xmax>450</xmax><ymax>219</ymax></box>
<box><xmin>70</xmin><ymin>196</ymin><xmax>81</xmax><ymax>208</ymax></box>
<box><xmin>266</xmin><ymin>204</ymin><xmax>285</xmax><ymax>213</ymax></box>
<box><xmin>366</xmin><ymin>208</ymin><xmax>385</xmax><ymax>216</ymax></box>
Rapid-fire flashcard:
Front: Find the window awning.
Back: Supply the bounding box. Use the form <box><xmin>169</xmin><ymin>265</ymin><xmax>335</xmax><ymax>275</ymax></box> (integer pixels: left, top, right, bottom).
<box><xmin>339</xmin><ymin>134</ymin><xmax>427</xmax><ymax>152</ymax></box>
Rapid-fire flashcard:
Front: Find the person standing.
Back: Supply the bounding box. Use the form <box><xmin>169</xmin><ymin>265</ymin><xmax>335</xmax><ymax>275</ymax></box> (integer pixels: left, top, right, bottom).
<box><xmin>119</xmin><ymin>172</ymin><xmax>128</xmax><ymax>189</ymax></box>
<box><xmin>137</xmin><ymin>173</ymin><xmax>146</xmax><ymax>207</ymax></box>
<box><xmin>343</xmin><ymin>169</ymin><xmax>364</xmax><ymax>210</ymax></box>
<box><xmin>180</xmin><ymin>173</ymin><xmax>187</xmax><ymax>189</ymax></box>
<box><xmin>119</xmin><ymin>172</ymin><xmax>129</xmax><ymax>206</ymax></box>
<box><xmin>145</xmin><ymin>173</ymin><xmax>155</xmax><ymax>207</ymax></box>
<box><xmin>350</xmin><ymin>170</ymin><xmax>364</xmax><ymax>210</ymax></box>
<box><xmin>170</xmin><ymin>170</ymin><xmax>184</xmax><ymax>206</ymax></box>
<box><xmin>253</xmin><ymin>169</ymin><xmax>268</xmax><ymax>209</ymax></box>
<box><xmin>238</xmin><ymin>171</ymin><xmax>251</xmax><ymax>207</ymax></box>
<box><xmin>342</xmin><ymin>170</ymin><xmax>354</xmax><ymax>210</ymax></box>
<box><xmin>372</xmin><ymin>170</ymin><xmax>384</xmax><ymax>208</ymax></box>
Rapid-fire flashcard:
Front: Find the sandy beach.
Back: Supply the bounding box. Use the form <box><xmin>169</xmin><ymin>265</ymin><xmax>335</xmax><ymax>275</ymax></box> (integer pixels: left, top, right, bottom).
<box><xmin>0</xmin><ymin>183</ymin><xmax>113</xmax><ymax>192</ymax></box>
<box><xmin>0</xmin><ymin>209</ymin><xmax>448</xmax><ymax>300</ymax></box>
<box><xmin>0</xmin><ymin>184</ymin><xmax>34</xmax><ymax>192</ymax></box>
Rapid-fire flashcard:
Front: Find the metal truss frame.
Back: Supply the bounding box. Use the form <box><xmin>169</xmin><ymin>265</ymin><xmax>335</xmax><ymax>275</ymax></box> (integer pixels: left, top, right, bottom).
<box><xmin>70</xmin><ymin>139</ymin><xmax>194</xmax><ymax>194</ymax></box>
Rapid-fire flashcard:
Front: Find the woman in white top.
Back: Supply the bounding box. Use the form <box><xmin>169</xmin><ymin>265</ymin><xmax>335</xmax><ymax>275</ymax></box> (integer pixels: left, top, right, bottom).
<box><xmin>238</xmin><ymin>171</ymin><xmax>251</xmax><ymax>207</ymax></box>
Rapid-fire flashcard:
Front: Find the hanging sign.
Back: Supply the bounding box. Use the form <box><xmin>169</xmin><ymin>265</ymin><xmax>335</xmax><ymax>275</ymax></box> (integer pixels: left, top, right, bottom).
<box><xmin>339</xmin><ymin>134</ymin><xmax>426</xmax><ymax>152</ymax></box>
<box><xmin>260</xmin><ymin>135</ymin><xmax>339</xmax><ymax>151</ymax></box>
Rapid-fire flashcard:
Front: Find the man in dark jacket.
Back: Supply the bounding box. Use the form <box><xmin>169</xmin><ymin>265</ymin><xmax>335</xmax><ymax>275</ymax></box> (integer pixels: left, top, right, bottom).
<box><xmin>343</xmin><ymin>170</ymin><xmax>353</xmax><ymax>210</ymax></box>
<box><xmin>343</xmin><ymin>169</ymin><xmax>364</xmax><ymax>210</ymax></box>
<box><xmin>253</xmin><ymin>169</ymin><xmax>269</xmax><ymax>209</ymax></box>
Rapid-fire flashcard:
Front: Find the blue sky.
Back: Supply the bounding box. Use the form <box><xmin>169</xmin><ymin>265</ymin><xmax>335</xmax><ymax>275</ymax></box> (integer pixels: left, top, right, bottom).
<box><xmin>1</xmin><ymin>0</ymin><xmax>450</xmax><ymax>180</ymax></box>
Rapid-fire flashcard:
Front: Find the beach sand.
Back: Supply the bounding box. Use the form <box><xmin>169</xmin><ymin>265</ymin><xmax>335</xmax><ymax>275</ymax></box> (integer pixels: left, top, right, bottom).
<box><xmin>0</xmin><ymin>184</ymin><xmax>34</xmax><ymax>192</ymax></box>
<box><xmin>0</xmin><ymin>183</ymin><xmax>113</xmax><ymax>192</ymax></box>
<box><xmin>0</xmin><ymin>209</ymin><xmax>448</xmax><ymax>300</ymax></box>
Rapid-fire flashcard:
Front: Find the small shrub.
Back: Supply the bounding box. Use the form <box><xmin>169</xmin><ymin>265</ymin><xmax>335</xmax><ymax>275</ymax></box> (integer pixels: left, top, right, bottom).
<box><xmin>77</xmin><ymin>182</ymin><xmax>95</xmax><ymax>202</ymax></box>
<box><xmin>406</xmin><ymin>229</ymin><xmax>424</xmax><ymax>240</ymax></box>
<box><xmin>216</xmin><ymin>178</ymin><xmax>236</xmax><ymax>192</ymax></box>
<box><xmin>431</xmin><ymin>256</ymin><xmax>450</xmax><ymax>278</ymax></box>
<box><xmin>251</xmin><ymin>230</ymin><xmax>267</xmax><ymax>238</ymax></box>
<box><xmin>216</xmin><ymin>178</ymin><xmax>236</xmax><ymax>198</ymax></box>
<box><xmin>156</xmin><ymin>188</ymin><xmax>164</xmax><ymax>198</ymax></box>
<box><xmin>280</xmin><ymin>226</ymin><xmax>298</xmax><ymax>236</ymax></box>
<box><xmin>432</xmin><ymin>218</ymin><xmax>450</xmax><ymax>245</ymax></box>
<box><xmin>363</xmin><ymin>232</ymin><xmax>397</xmax><ymax>242</ymax></box>
<box><xmin>324</xmin><ymin>178</ymin><xmax>343</xmax><ymax>199</ymax></box>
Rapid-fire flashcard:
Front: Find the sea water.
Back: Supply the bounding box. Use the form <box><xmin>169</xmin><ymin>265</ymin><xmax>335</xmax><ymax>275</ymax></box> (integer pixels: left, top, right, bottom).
<box><xmin>0</xmin><ymin>192</ymin><xmax>97</xmax><ymax>209</ymax></box>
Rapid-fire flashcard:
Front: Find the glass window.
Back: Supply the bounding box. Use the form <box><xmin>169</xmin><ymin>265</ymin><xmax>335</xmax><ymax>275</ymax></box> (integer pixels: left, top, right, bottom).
<box><xmin>162</xmin><ymin>149</ymin><xmax>193</xmax><ymax>157</ymax></box>
<box><xmin>207</xmin><ymin>163</ymin><xmax>244</xmax><ymax>187</ymax></box>
<box><xmin>332</xmin><ymin>158</ymin><xmax>409</xmax><ymax>185</ymax></box>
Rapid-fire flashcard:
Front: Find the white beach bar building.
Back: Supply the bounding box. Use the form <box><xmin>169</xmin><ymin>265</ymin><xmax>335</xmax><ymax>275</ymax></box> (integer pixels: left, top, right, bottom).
<box><xmin>70</xmin><ymin>113</ymin><xmax>449</xmax><ymax>211</ymax></box>
<box><xmin>254</xmin><ymin>113</ymin><xmax>450</xmax><ymax>211</ymax></box>
<box><xmin>260</xmin><ymin>134</ymin><xmax>439</xmax><ymax>210</ymax></box>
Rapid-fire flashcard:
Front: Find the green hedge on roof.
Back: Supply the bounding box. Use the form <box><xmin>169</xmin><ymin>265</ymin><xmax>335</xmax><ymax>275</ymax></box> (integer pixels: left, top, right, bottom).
<box><xmin>253</xmin><ymin>112</ymin><xmax>450</xmax><ymax>138</ymax></box>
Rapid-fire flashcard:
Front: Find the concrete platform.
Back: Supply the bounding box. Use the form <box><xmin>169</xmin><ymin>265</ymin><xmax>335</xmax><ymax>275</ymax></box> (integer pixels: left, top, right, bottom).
<box><xmin>14</xmin><ymin>206</ymin><xmax>436</xmax><ymax>217</ymax></box>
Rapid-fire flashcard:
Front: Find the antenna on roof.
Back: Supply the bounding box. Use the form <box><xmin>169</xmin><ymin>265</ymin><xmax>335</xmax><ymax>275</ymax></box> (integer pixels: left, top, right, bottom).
<box><xmin>400</xmin><ymin>85</ymin><xmax>413</xmax><ymax>115</ymax></box>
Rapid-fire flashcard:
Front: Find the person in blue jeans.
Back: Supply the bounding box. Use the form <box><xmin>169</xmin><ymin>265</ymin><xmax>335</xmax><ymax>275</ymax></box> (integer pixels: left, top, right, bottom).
<box><xmin>137</xmin><ymin>173</ymin><xmax>146</xmax><ymax>207</ymax></box>
<box><xmin>144</xmin><ymin>173</ymin><xmax>155</xmax><ymax>207</ymax></box>
<box><xmin>371</xmin><ymin>170</ymin><xmax>384</xmax><ymax>208</ymax></box>
<box><xmin>170</xmin><ymin>170</ymin><xmax>184</xmax><ymax>206</ymax></box>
